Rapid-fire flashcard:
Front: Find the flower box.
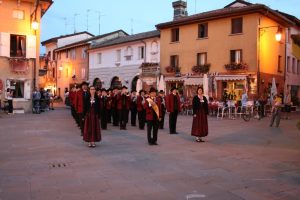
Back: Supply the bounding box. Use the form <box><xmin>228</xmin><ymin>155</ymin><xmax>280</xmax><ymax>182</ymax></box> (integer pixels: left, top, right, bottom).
<box><xmin>192</xmin><ymin>63</ymin><xmax>211</xmax><ymax>74</ymax></box>
<box><xmin>224</xmin><ymin>62</ymin><xmax>248</xmax><ymax>71</ymax></box>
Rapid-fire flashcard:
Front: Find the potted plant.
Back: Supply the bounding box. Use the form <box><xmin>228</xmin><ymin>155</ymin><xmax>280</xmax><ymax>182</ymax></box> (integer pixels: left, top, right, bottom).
<box><xmin>224</xmin><ymin>62</ymin><xmax>248</xmax><ymax>71</ymax></box>
<box><xmin>165</xmin><ymin>66</ymin><xmax>175</xmax><ymax>73</ymax></box>
<box><xmin>192</xmin><ymin>63</ymin><xmax>211</xmax><ymax>74</ymax></box>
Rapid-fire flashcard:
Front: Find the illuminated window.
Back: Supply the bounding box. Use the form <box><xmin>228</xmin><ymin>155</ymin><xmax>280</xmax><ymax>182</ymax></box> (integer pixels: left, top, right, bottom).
<box><xmin>12</xmin><ymin>10</ymin><xmax>24</xmax><ymax>20</ymax></box>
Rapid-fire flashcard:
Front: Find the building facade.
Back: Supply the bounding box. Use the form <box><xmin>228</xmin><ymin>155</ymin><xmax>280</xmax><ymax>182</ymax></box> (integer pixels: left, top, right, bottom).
<box><xmin>156</xmin><ymin>0</ymin><xmax>296</xmax><ymax>102</ymax></box>
<box><xmin>88</xmin><ymin>30</ymin><xmax>160</xmax><ymax>91</ymax></box>
<box><xmin>0</xmin><ymin>0</ymin><xmax>52</xmax><ymax>113</ymax></box>
<box><xmin>41</xmin><ymin>31</ymin><xmax>94</xmax><ymax>98</ymax></box>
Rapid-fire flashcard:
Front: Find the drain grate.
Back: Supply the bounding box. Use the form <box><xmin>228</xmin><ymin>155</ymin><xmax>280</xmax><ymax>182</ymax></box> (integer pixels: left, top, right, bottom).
<box><xmin>49</xmin><ymin>163</ymin><xmax>68</xmax><ymax>168</ymax></box>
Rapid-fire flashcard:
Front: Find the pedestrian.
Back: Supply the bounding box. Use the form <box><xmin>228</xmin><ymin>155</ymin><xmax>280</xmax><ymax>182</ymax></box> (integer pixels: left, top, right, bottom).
<box><xmin>76</xmin><ymin>81</ymin><xmax>89</xmax><ymax>135</ymax></box>
<box><xmin>137</xmin><ymin>90</ymin><xmax>146</xmax><ymax>130</ymax></box>
<box><xmin>270</xmin><ymin>94</ymin><xmax>282</xmax><ymax>127</ymax></box>
<box><xmin>144</xmin><ymin>87</ymin><xmax>161</xmax><ymax>145</ymax></box>
<box><xmin>130</xmin><ymin>90</ymin><xmax>137</xmax><ymax>126</ymax></box>
<box><xmin>117</xmin><ymin>86</ymin><xmax>131</xmax><ymax>130</ymax></box>
<box><xmin>166</xmin><ymin>87</ymin><xmax>181</xmax><ymax>134</ymax></box>
<box><xmin>6</xmin><ymin>88</ymin><xmax>13</xmax><ymax>114</ymax></box>
<box><xmin>107</xmin><ymin>88</ymin><xmax>112</xmax><ymax>123</ymax></box>
<box><xmin>157</xmin><ymin>90</ymin><xmax>166</xmax><ymax>129</ymax></box>
<box><xmin>99</xmin><ymin>88</ymin><xmax>109</xmax><ymax>130</ymax></box>
<box><xmin>283</xmin><ymin>90</ymin><xmax>292</xmax><ymax>120</ymax></box>
<box><xmin>83</xmin><ymin>86</ymin><xmax>101</xmax><ymax>147</ymax></box>
<box><xmin>111</xmin><ymin>87</ymin><xmax>120</xmax><ymax>126</ymax></box>
<box><xmin>191</xmin><ymin>87</ymin><xmax>208</xmax><ymax>142</ymax></box>
<box><xmin>32</xmin><ymin>87</ymin><xmax>41</xmax><ymax>114</ymax></box>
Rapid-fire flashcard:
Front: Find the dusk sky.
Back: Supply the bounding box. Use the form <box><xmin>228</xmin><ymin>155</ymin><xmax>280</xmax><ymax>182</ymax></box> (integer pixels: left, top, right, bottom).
<box><xmin>41</xmin><ymin>0</ymin><xmax>300</xmax><ymax>52</ymax></box>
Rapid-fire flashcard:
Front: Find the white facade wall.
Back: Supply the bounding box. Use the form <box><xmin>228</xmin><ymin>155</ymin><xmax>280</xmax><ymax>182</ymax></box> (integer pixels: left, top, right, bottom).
<box><xmin>89</xmin><ymin>38</ymin><xmax>160</xmax><ymax>90</ymax></box>
<box><xmin>285</xmin><ymin>27</ymin><xmax>300</xmax><ymax>100</ymax></box>
<box><xmin>57</xmin><ymin>33</ymin><xmax>92</xmax><ymax>48</ymax></box>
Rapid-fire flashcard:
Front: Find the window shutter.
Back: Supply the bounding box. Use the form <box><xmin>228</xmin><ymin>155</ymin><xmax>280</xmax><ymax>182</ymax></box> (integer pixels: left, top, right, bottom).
<box><xmin>24</xmin><ymin>80</ymin><xmax>31</xmax><ymax>99</ymax></box>
<box><xmin>26</xmin><ymin>35</ymin><xmax>36</xmax><ymax>58</ymax></box>
<box><xmin>0</xmin><ymin>32</ymin><xmax>10</xmax><ymax>57</ymax></box>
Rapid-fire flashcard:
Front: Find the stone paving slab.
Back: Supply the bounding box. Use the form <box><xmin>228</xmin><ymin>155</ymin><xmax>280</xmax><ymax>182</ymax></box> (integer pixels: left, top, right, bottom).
<box><xmin>0</xmin><ymin>107</ymin><xmax>299</xmax><ymax>199</ymax></box>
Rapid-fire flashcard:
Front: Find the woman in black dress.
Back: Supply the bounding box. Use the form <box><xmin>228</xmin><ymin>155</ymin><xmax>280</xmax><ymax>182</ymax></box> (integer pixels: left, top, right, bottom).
<box><xmin>191</xmin><ymin>87</ymin><xmax>208</xmax><ymax>142</ymax></box>
<box><xmin>83</xmin><ymin>86</ymin><xmax>101</xmax><ymax>147</ymax></box>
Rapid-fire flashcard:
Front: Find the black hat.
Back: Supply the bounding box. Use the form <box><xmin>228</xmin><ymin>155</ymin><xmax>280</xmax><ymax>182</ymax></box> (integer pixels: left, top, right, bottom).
<box><xmin>113</xmin><ymin>86</ymin><xmax>119</xmax><ymax>90</ymax></box>
<box><xmin>170</xmin><ymin>87</ymin><xmax>177</xmax><ymax>92</ymax></box>
<box><xmin>101</xmin><ymin>88</ymin><xmax>107</xmax><ymax>92</ymax></box>
<box><xmin>131</xmin><ymin>90</ymin><xmax>137</xmax><ymax>93</ymax></box>
<box><xmin>139</xmin><ymin>89</ymin><xmax>145</xmax><ymax>94</ymax></box>
<box><xmin>159</xmin><ymin>90</ymin><xmax>164</xmax><ymax>93</ymax></box>
<box><xmin>149</xmin><ymin>87</ymin><xmax>157</xmax><ymax>93</ymax></box>
<box><xmin>81</xmin><ymin>81</ymin><xmax>89</xmax><ymax>86</ymax></box>
<box><xmin>121</xmin><ymin>85</ymin><xmax>128</xmax><ymax>89</ymax></box>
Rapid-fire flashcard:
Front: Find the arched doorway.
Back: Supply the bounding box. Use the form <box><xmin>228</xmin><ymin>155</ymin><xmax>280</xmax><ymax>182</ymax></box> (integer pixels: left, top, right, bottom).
<box><xmin>93</xmin><ymin>78</ymin><xmax>102</xmax><ymax>90</ymax></box>
<box><xmin>111</xmin><ymin>76</ymin><xmax>122</xmax><ymax>89</ymax></box>
<box><xmin>131</xmin><ymin>76</ymin><xmax>139</xmax><ymax>92</ymax></box>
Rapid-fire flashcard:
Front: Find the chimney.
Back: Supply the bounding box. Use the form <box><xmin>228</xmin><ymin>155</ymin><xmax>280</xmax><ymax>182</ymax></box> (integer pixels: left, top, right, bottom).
<box><xmin>172</xmin><ymin>0</ymin><xmax>188</xmax><ymax>20</ymax></box>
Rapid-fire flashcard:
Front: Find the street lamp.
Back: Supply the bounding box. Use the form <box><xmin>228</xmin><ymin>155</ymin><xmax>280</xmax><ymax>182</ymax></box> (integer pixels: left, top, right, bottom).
<box><xmin>31</xmin><ymin>20</ymin><xmax>39</xmax><ymax>30</ymax></box>
<box><xmin>275</xmin><ymin>27</ymin><xmax>283</xmax><ymax>42</ymax></box>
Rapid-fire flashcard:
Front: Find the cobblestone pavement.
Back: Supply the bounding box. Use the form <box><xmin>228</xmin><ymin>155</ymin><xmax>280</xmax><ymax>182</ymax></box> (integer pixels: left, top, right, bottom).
<box><xmin>0</xmin><ymin>106</ymin><xmax>299</xmax><ymax>200</ymax></box>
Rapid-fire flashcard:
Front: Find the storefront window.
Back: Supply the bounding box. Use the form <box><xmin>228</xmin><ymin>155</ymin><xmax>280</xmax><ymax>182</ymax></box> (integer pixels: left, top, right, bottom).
<box><xmin>8</xmin><ymin>80</ymin><xmax>24</xmax><ymax>98</ymax></box>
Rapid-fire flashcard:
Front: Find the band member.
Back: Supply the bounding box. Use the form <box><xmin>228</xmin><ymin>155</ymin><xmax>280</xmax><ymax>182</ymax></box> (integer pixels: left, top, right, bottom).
<box><xmin>111</xmin><ymin>87</ymin><xmax>120</xmax><ymax>126</ymax></box>
<box><xmin>107</xmin><ymin>88</ymin><xmax>113</xmax><ymax>123</ymax></box>
<box><xmin>69</xmin><ymin>86</ymin><xmax>77</xmax><ymax>123</ymax></box>
<box><xmin>83</xmin><ymin>86</ymin><xmax>101</xmax><ymax>147</ymax></box>
<box><xmin>191</xmin><ymin>87</ymin><xmax>208</xmax><ymax>142</ymax></box>
<box><xmin>130</xmin><ymin>90</ymin><xmax>137</xmax><ymax>126</ymax></box>
<box><xmin>157</xmin><ymin>90</ymin><xmax>166</xmax><ymax>129</ymax></box>
<box><xmin>99</xmin><ymin>88</ymin><xmax>109</xmax><ymax>130</ymax></box>
<box><xmin>76</xmin><ymin>81</ymin><xmax>89</xmax><ymax>135</ymax></box>
<box><xmin>137</xmin><ymin>90</ymin><xmax>146</xmax><ymax>130</ymax></box>
<box><xmin>117</xmin><ymin>86</ymin><xmax>131</xmax><ymax>130</ymax></box>
<box><xmin>166</xmin><ymin>87</ymin><xmax>181</xmax><ymax>134</ymax></box>
<box><xmin>144</xmin><ymin>87</ymin><xmax>161</xmax><ymax>145</ymax></box>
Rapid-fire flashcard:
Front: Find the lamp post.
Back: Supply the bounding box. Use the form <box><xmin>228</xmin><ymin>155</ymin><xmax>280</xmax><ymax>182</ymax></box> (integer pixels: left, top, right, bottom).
<box><xmin>257</xmin><ymin>25</ymin><xmax>283</xmax><ymax>97</ymax></box>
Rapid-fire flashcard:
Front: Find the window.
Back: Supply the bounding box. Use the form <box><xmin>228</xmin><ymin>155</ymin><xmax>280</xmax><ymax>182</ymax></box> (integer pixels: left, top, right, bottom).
<box><xmin>230</xmin><ymin>50</ymin><xmax>242</xmax><ymax>63</ymax></box>
<box><xmin>287</xmin><ymin>56</ymin><xmax>290</xmax><ymax>72</ymax></box>
<box><xmin>81</xmin><ymin>68</ymin><xmax>86</xmax><ymax>79</ymax></box>
<box><xmin>277</xmin><ymin>55</ymin><xmax>282</xmax><ymax>72</ymax></box>
<box><xmin>66</xmin><ymin>50</ymin><xmax>69</xmax><ymax>58</ymax></box>
<box><xmin>171</xmin><ymin>28</ymin><xmax>180</xmax><ymax>42</ymax></box>
<box><xmin>170</xmin><ymin>55</ymin><xmax>179</xmax><ymax>68</ymax></box>
<box><xmin>65</xmin><ymin>68</ymin><xmax>69</xmax><ymax>78</ymax></box>
<box><xmin>198</xmin><ymin>23</ymin><xmax>208</xmax><ymax>38</ymax></box>
<box><xmin>52</xmin><ymin>68</ymin><xmax>55</xmax><ymax>78</ymax></box>
<box><xmin>70</xmin><ymin>49</ymin><xmax>76</xmax><ymax>60</ymax></box>
<box><xmin>97</xmin><ymin>53</ymin><xmax>102</xmax><ymax>64</ymax></box>
<box><xmin>8</xmin><ymin>80</ymin><xmax>24</xmax><ymax>98</ymax></box>
<box><xmin>58</xmin><ymin>52</ymin><xmax>61</xmax><ymax>60</ymax></box>
<box><xmin>12</xmin><ymin>10</ymin><xmax>24</xmax><ymax>20</ymax></box>
<box><xmin>197</xmin><ymin>53</ymin><xmax>207</xmax><ymax>65</ymax></box>
<box><xmin>231</xmin><ymin>18</ymin><xmax>243</xmax><ymax>34</ymax></box>
<box><xmin>138</xmin><ymin>46</ymin><xmax>145</xmax><ymax>60</ymax></box>
<box><xmin>292</xmin><ymin>57</ymin><xmax>296</xmax><ymax>73</ymax></box>
<box><xmin>116</xmin><ymin>50</ymin><xmax>121</xmax><ymax>62</ymax></box>
<box><xmin>52</xmin><ymin>51</ymin><xmax>56</xmax><ymax>60</ymax></box>
<box><xmin>10</xmin><ymin>34</ymin><xmax>26</xmax><ymax>57</ymax></box>
<box><xmin>72</xmin><ymin>68</ymin><xmax>76</xmax><ymax>77</ymax></box>
<box><xmin>298</xmin><ymin>60</ymin><xmax>300</xmax><ymax>74</ymax></box>
<box><xmin>151</xmin><ymin>41</ymin><xmax>158</xmax><ymax>53</ymax></box>
<box><xmin>125</xmin><ymin>46</ymin><xmax>133</xmax><ymax>61</ymax></box>
<box><xmin>82</xmin><ymin>48</ymin><xmax>87</xmax><ymax>59</ymax></box>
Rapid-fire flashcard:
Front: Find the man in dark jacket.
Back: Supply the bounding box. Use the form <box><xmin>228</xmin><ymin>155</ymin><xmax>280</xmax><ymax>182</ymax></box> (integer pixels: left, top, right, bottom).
<box><xmin>166</xmin><ymin>87</ymin><xmax>181</xmax><ymax>134</ymax></box>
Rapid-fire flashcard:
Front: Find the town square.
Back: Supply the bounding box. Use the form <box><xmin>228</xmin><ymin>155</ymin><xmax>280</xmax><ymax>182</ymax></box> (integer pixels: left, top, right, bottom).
<box><xmin>0</xmin><ymin>0</ymin><xmax>300</xmax><ymax>199</ymax></box>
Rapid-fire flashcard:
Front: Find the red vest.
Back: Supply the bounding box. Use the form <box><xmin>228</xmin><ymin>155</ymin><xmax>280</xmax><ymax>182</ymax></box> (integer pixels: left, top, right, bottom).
<box><xmin>116</xmin><ymin>94</ymin><xmax>131</xmax><ymax>110</ymax></box>
<box><xmin>137</xmin><ymin>95</ymin><xmax>145</xmax><ymax>112</ymax></box>
<box><xmin>166</xmin><ymin>93</ymin><xmax>181</xmax><ymax>113</ymax></box>
<box><xmin>76</xmin><ymin>90</ymin><xmax>84</xmax><ymax>113</ymax></box>
<box><xmin>144</xmin><ymin>97</ymin><xmax>162</xmax><ymax>121</ymax></box>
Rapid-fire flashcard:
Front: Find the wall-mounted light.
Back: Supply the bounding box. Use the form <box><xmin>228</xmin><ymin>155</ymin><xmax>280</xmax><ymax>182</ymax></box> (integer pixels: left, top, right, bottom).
<box><xmin>31</xmin><ymin>20</ymin><xmax>39</xmax><ymax>30</ymax></box>
<box><xmin>275</xmin><ymin>27</ymin><xmax>282</xmax><ymax>42</ymax></box>
<box><xmin>58</xmin><ymin>66</ymin><xmax>63</xmax><ymax>71</ymax></box>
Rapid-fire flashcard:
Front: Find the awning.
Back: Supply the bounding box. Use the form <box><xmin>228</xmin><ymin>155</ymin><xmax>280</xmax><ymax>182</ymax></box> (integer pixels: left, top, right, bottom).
<box><xmin>165</xmin><ymin>77</ymin><xmax>185</xmax><ymax>82</ymax></box>
<box><xmin>184</xmin><ymin>77</ymin><xmax>203</xmax><ymax>86</ymax></box>
<box><xmin>215</xmin><ymin>75</ymin><xmax>247</xmax><ymax>81</ymax></box>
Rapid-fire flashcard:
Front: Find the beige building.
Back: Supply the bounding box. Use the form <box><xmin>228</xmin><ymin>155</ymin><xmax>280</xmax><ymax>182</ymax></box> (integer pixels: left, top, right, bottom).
<box><xmin>0</xmin><ymin>0</ymin><xmax>52</xmax><ymax>113</ymax></box>
<box><xmin>156</xmin><ymin>0</ymin><xmax>298</xmax><ymax>102</ymax></box>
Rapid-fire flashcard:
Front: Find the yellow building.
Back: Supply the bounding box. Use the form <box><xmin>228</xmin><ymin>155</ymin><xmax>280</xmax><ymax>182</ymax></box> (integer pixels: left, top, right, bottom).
<box><xmin>0</xmin><ymin>0</ymin><xmax>52</xmax><ymax>113</ymax></box>
<box><xmin>156</xmin><ymin>0</ymin><xmax>296</xmax><ymax>101</ymax></box>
